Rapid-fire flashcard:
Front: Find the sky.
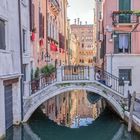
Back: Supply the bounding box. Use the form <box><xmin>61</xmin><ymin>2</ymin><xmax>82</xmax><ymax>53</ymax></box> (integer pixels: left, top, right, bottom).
<box><xmin>67</xmin><ymin>0</ymin><xmax>94</xmax><ymax>25</ymax></box>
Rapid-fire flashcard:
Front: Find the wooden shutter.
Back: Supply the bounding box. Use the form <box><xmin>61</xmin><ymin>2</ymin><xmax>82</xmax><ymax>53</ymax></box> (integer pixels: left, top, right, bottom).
<box><xmin>128</xmin><ymin>33</ymin><xmax>131</xmax><ymax>53</ymax></box>
<box><xmin>114</xmin><ymin>33</ymin><xmax>119</xmax><ymax>54</ymax></box>
<box><xmin>119</xmin><ymin>0</ymin><xmax>131</xmax><ymax>10</ymax></box>
<box><xmin>29</xmin><ymin>0</ymin><xmax>35</xmax><ymax>31</ymax></box>
<box><xmin>119</xmin><ymin>0</ymin><xmax>131</xmax><ymax>23</ymax></box>
<box><xmin>39</xmin><ymin>12</ymin><xmax>41</xmax><ymax>38</ymax></box>
<box><xmin>42</xmin><ymin>16</ymin><xmax>44</xmax><ymax>38</ymax></box>
<box><xmin>0</xmin><ymin>19</ymin><xmax>5</xmax><ymax>50</ymax></box>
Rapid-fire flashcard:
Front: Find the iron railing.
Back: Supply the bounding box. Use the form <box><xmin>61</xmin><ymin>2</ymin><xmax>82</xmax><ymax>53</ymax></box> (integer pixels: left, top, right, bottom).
<box><xmin>112</xmin><ymin>13</ymin><xmax>139</xmax><ymax>25</ymax></box>
<box><xmin>50</xmin><ymin>0</ymin><xmax>60</xmax><ymax>9</ymax></box>
<box><xmin>61</xmin><ymin>65</ymin><xmax>90</xmax><ymax>81</ymax></box>
<box><xmin>30</xmin><ymin>70</ymin><xmax>56</xmax><ymax>94</ymax></box>
<box><xmin>95</xmin><ymin>66</ymin><xmax>124</xmax><ymax>95</ymax></box>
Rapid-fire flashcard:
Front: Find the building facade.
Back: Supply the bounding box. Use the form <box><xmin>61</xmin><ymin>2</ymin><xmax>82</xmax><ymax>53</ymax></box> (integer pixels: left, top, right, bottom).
<box><xmin>101</xmin><ymin>0</ymin><xmax>140</xmax><ymax>94</ymax></box>
<box><xmin>0</xmin><ymin>0</ymin><xmax>31</xmax><ymax>138</ymax></box>
<box><xmin>47</xmin><ymin>0</ymin><xmax>68</xmax><ymax>66</ymax></box>
<box><xmin>71</xmin><ymin>21</ymin><xmax>95</xmax><ymax>66</ymax></box>
<box><xmin>30</xmin><ymin>0</ymin><xmax>48</xmax><ymax>69</ymax></box>
<box><xmin>94</xmin><ymin>0</ymin><xmax>104</xmax><ymax>67</ymax></box>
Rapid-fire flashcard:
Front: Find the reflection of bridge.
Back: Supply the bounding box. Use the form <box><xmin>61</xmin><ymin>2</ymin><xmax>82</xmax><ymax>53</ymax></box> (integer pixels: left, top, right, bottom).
<box><xmin>23</xmin><ymin>66</ymin><xmax>130</xmax><ymax>122</ymax></box>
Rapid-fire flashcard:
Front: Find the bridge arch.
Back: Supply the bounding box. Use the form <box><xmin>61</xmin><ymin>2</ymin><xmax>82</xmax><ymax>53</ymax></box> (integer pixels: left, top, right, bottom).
<box><xmin>23</xmin><ymin>82</ymin><xmax>124</xmax><ymax>122</ymax></box>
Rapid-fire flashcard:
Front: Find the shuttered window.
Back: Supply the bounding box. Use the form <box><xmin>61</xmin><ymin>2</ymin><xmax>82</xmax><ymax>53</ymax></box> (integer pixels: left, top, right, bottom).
<box><xmin>29</xmin><ymin>0</ymin><xmax>35</xmax><ymax>31</ymax></box>
<box><xmin>119</xmin><ymin>69</ymin><xmax>132</xmax><ymax>86</ymax></box>
<box><xmin>119</xmin><ymin>0</ymin><xmax>131</xmax><ymax>23</ymax></box>
<box><xmin>0</xmin><ymin>19</ymin><xmax>6</xmax><ymax>50</ymax></box>
<box><xmin>22</xmin><ymin>29</ymin><xmax>26</xmax><ymax>52</ymax></box>
<box><xmin>114</xmin><ymin>33</ymin><xmax>131</xmax><ymax>54</ymax></box>
<box><xmin>39</xmin><ymin>11</ymin><xmax>44</xmax><ymax>38</ymax></box>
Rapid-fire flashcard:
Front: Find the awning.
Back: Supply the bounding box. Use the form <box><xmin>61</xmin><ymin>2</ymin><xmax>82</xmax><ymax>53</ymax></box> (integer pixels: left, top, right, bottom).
<box><xmin>50</xmin><ymin>43</ymin><xmax>58</xmax><ymax>52</ymax></box>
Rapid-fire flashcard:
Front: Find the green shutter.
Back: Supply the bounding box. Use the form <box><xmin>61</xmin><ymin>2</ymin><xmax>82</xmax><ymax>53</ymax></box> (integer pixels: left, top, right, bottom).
<box><xmin>119</xmin><ymin>0</ymin><xmax>131</xmax><ymax>10</ymax></box>
<box><xmin>128</xmin><ymin>33</ymin><xmax>131</xmax><ymax>53</ymax></box>
<box><xmin>119</xmin><ymin>0</ymin><xmax>131</xmax><ymax>23</ymax></box>
<box><xmin>0</xmin><ymin>20</ymin><xmax>5</xmax><ymax>50</ymax></box>
<box><xmin>114</xmin><ymin>33</ymin><xmax>119</xmax><ymax>53</ymax></box>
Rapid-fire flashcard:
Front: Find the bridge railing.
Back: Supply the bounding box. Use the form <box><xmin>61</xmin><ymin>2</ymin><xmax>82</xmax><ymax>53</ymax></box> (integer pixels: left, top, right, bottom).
<box><xmin>30</xmin><ymin>70</ymin><xmax>57</xmax><ymax>94</ymax></box>
<box><xmin>95</xmin><ymin>66</ymin><xmax>124</xmax><ymax>95</ymax></box>
<box><xmin>61</xmin><ymin>65</ymin><xmax>90</xmax><ymax>81</ymax></box>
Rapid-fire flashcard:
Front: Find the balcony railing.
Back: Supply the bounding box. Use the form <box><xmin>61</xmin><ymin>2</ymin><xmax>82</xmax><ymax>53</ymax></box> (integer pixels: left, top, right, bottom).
<box><xmin>112</xmin><ymin>11</ymin><xmax>140</xmax><ymax>25</ymax></box>
<box><xmin>50</xmin><ymin>0</ymin><xmax>60</xmax><ymax>11</ymax></box>
<box><xmin>30</xmin><ymin>71</ymin><xmax>56</xmax><ymax>94</ymax></box>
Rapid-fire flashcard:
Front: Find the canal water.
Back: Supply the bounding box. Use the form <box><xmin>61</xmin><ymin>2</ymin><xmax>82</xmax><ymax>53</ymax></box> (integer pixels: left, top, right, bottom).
<box><xmin>6</xmin><ymin>90</ymin><xmax>140</xmax><ymax>140</ymax></box>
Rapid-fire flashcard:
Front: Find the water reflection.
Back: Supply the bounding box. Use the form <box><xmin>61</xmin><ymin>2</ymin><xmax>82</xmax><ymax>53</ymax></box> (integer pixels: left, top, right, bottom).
<box><xmin>42</xmin><ymin>90</ymin><xmax>105</xmax><ymax>128</ymax></box>
<box><xmin>6</xmin><ymin>90</ymin><xmax>140</xmax><ymax>140</ymax></box>
<box><xmin>6</xmin><ymin>110</ymin><xmax>140</xmax><ymax>140</ymax></box>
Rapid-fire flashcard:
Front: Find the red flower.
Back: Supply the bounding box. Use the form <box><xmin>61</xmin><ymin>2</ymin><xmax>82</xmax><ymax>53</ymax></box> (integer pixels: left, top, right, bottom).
<box><xmin>50</xmin><ymin>43</ymin><xmax>58</xmax><ymax>52</ymax></box>
<box><xmin>31</xmin><ymin>32</ymin><xmax>35</xmax><ymax>41</ymax></box>
<box><xmin>39</xmin><ymin>39</ymin><xmax>44</xmax><ymax>46</ymax></box>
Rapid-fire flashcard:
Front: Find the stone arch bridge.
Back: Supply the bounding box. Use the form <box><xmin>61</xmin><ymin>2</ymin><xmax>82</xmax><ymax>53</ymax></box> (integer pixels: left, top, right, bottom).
<box><xmin>23</xmin><ymin>66</ymin><xmax>129</xmax><ymax>122</ymax></box>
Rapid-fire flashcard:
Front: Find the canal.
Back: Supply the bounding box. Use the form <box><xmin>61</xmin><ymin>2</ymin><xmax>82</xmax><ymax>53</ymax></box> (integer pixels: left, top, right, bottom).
<box><xmin>6</xmin><ymin>90</ymin><xmax>140</xmax><ymax>140</ymax></box>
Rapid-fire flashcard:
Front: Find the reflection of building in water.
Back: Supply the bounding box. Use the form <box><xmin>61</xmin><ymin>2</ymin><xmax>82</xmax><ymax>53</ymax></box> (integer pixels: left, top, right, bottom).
<box><xmin>43</xmin><ymin>92</ymin><xmax>71</xmax><ymax>125</ymax></box>
<box><xmin>43</xmin><ymin>90</ymin><xmax>106</xmax><ymax>127</ymax></box>
<box><xmin>70</xmin><ymin>90</ymin><xmax>106</xmax><ymax>121</ymax></box>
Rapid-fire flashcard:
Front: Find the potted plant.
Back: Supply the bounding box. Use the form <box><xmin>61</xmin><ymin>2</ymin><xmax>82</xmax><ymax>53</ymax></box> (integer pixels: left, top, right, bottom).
<box><xmin>31</xmin><ymin>27</ymin><xmax>36</xmax><ymax>41</ymax></box>
<box><xmin>31</xmin><ymin>67</ymin><xmax>40</xmax><ymax>93</ymax></box>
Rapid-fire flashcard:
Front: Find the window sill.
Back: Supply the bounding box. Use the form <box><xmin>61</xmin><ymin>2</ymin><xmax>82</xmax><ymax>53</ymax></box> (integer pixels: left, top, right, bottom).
<box><xmin>0</xmin><ymin>49</ymin><xmax>11</xmax><ymax>54</ymax></box>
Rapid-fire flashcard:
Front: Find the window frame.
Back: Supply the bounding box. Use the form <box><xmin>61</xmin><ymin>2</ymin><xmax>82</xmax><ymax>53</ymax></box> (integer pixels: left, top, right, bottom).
<box><xmin>22</xmin><ymin>29</ymin><xmax>26</xmax><ymax>53</ymax></box>
<box><xmin>0</xmin><ymin>19</ymin><xmax>6</xmax><ymax>50</ymax></box>
<box><xmin>114</xmin><ymin>33</ymin><xmax>131</xmax><ymax>54</ymax></box>
<box><xmin>119</xmin><ymin>69</ymin><xmax>132</xmax><ymax>86</ymax></box>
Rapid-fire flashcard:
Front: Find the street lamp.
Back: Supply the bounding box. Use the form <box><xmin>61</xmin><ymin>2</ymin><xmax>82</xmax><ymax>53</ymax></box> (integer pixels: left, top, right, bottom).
<box><xmin>45</xmin><ymin>52</ymin><xmax>51</xmax><ymax>63</ymax></box>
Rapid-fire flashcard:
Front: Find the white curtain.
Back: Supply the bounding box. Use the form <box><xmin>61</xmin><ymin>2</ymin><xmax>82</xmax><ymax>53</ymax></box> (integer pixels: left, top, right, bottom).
<box><xmin>119</xmin><ymin>34</ymin><xmax>128</xmax><ymax>49</ymax></box>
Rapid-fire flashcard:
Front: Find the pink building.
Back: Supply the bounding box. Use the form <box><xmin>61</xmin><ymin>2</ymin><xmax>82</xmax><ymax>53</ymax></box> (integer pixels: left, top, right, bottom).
<box><xmin>101</xmin><ymin>0</ymin><xmax>140</xmax><ymax>94</ymax></box>
<box><xmin>30</xmin><ymin>0</ymin><xmax>48</xmax><ymax>69</ymax></box>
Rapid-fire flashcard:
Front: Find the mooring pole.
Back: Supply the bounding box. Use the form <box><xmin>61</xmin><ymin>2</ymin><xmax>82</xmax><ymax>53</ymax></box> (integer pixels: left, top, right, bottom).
<box><xmin>128</xmin><ymin>91</ymin><xmax>136</xmax><ymax>132</ymax></box>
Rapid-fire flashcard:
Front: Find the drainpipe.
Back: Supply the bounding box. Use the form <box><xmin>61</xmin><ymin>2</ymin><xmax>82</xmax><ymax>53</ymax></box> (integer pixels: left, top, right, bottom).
<box><xmin>18</xmin><ymin>0</ymin><xmax>24</xmax><ymax>121</ymax></box>
<box><xmin>46</xmin><ymin>0</ymin><xmax>48</xmax><ymax>64</ymax></box>
<box><xmin>110</xmin><ymin>53</ymin><xmax>114</xmax><ymax>75</ymax></box>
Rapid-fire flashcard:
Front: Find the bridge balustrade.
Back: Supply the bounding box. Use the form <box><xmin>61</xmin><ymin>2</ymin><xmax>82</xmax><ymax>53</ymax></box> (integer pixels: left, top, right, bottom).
<box><xmin>29</xmin><ymin>65</ymin><xmax>126</xmax><ymax>96</ymax></box>
<box><xmin>61</xmin><ymin>65</ymin><xmax>90</xmax><ymax>81</ymax></box>
<box><xmin>95</xmin><ymin>67</ymin><xmax>124</xmax><ymax>95</ymax></box>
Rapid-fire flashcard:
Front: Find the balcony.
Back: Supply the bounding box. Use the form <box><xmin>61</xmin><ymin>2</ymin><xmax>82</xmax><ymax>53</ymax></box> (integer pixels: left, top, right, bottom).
<box><xmin>49</xmin><ymin>0</ymin><xmax>60</xmax><ymax>16</ymax></box>
<box><xmin>112</xmin><ymin>11</ymin><xmax>140</xmax><ymax>27</ymax></box>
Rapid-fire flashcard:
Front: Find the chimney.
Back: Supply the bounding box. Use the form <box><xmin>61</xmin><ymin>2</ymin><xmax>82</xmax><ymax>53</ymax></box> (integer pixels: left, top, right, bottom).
<box><xmin>85</xmin><ymin>21</ymin><xmax>87</xmax><ymax>25</ymax></box>
<box><xmin>78</xmin><ymin>18</ymin><xmax>80</xmax><ymax>25</ymax></box>
<box><xmin>80</xmin><ymin>21</ymin><xmax>82</xmax><ymax>25</ymax></box>
<box><xmin>74</xmin><ymin>19</ymin><xmax>76</xmax><ymax>24</ymax></box>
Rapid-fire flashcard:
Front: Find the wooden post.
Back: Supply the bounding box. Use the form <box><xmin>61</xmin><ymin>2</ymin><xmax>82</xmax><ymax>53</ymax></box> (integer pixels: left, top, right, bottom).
<box><xmin>128</xmin><ymin>91</ymin><xmax>136</xmax><ymax>132</ymax></box>
<box><xmin>128</xmin><ymin>90</ymin><xmax>131</xmax><ymax>111</ymax></box>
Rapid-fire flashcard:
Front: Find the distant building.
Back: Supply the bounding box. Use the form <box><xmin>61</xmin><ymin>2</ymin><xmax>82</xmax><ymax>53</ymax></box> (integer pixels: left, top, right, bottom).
<box><xmin>70</xmin><ymin>21</ymin><xmax>95</xmax><ymax>66</ymax></box>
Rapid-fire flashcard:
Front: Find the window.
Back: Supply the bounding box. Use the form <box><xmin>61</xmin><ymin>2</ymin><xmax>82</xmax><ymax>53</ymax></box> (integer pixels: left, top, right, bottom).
<box><xmin>22</xmin><ymin>29</ymin><xmax>26</xmax><ymax>52</ymax></box>
<box><xmin>82</xmin><ymin>43</ymin><xmax>84</xmax><ymax>48</ymax></box>
<box><xmin>119</xmin><ymin>0</ymin><xmax>131</xmax><ymax>23</ymax></box>
<box><xmin>114</xmin><ymin>33</ymin><xmax>131</xmax><ymax>54</ymax></box>
<box><xmin>29</xmin><ymin>0</ymin><xmax>35</xmax><ymax>31</ymax></box>
<box><xmin>41</xmin><ymin>51</ymin><xmax>44</xmax><ymax>60</ymax></box>
<box><xmin>23</xmin><ymin>64</ymin><xmax>27</xmax><ymax>81</ymax></box>
<box><xmin>0</xmin><ymin>19</ymin><xmax>6</xmax><ymax>50</ymax></box>
<box><xmin>39</xmin><ymin>11</ymin><xmax>44</xmax><ymax>38</ymax></box>
<box><xmin>119</xmin><ymin>69</ymin><xmax>131</xmax><ymax>86</ymax></box>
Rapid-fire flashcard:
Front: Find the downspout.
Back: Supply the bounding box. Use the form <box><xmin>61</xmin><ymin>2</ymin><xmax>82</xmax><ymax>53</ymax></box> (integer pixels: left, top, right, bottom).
<box><xmin>18</xmin><ymin>0</ymin><xmax>24</xmax><ymax>121</ymax></box>
<box><xmin>110</xmin><ymin>53</ymin><xmax>114</xmax><ymax>75</ymax></box>
<box><xmin>46</xmin><ymin>0</ymin><xmax>48</xmax><ymax>62</ymax></box>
